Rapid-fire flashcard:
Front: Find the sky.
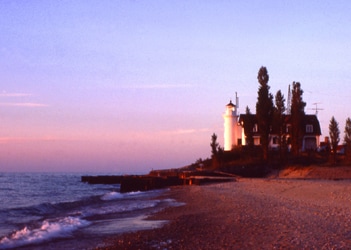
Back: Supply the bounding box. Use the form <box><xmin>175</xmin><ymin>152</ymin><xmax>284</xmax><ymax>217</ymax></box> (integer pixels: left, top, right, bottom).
<box><xmin>1</xmin><ymin>0</ymin><xmax>351</xmax><ymax>173</ymax></box>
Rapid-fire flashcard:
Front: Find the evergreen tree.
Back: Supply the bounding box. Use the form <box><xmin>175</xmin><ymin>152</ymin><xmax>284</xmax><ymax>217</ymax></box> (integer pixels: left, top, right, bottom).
<box><xmin>290</xmin><ymin>82</ymin><xmax>306</xmax><ymax>156</ymax></box>
<box><xmin>344</xmin><ymin>118</ymin><xmax>351</xmax><ymax>146</ymax></box>
<box><xmin>329</xmin><ymin>116</ymin><xmax>340</xmax><ymax>165</ymax></box>
<box><xmin>244</xmin><ymin>106</ymin><xmax>254</xmax><ymax>149</ymax></box>
<box><xmin>274</xmin><ymin>90</ymin><xmax>286</xmax><ymax>160</ymax></box>
<box><xmin>210</xmin><ymin>133</ymin><xmax>219</xmax><ymax>157</ymax></box>
<box><xmin>256</xmin><ymin>66</ymin><xmax>274</xmax><ymax>161</ymax></box>
<box><xmin>210</xmin><ymin>133</ymin><xmax>220</xmax><ymax>168</ymax></box>
<box><xmin>344</xmin><ymin>117</ymin><xmax>351</xmax><ymax>161</ymax></box>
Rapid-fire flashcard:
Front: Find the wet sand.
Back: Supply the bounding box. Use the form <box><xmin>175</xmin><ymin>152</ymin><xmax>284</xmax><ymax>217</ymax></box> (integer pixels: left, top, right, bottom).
<box><xmin>97</xmin><ymin>178</ymin><xmax>351</xmax><ymax>249</ymax></box>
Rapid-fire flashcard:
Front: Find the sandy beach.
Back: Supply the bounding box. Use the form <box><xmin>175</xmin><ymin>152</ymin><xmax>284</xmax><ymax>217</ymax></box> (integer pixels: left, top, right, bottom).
<box><xmin>98</xmin><ymin>176</ymin><xmax>351</xmax><ymax>249</ymax></box>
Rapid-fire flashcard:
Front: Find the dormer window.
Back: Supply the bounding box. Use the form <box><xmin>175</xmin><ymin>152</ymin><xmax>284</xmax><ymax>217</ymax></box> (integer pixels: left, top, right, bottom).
<box><xmin>253</xmin><ymin>124</ymin><xmax>258</xmax><ymax>132</ymax></box>
<box><xmin>306</xmin><ymin>124</ymin><xmax>313</xmax><ymax>133</ymax></box>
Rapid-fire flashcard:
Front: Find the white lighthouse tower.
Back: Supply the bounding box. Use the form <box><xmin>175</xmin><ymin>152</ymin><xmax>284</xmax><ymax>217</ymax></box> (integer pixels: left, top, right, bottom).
<box><xmin>223</xmin><ymin>94</ymin><xmax>240</xmax><ymax>151</ymax></box>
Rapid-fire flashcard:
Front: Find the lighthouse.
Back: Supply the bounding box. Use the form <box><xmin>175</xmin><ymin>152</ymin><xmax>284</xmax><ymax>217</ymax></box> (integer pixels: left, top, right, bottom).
<box><xmin>223</xmin><ymin>94</ymin><xmax>240</xmax><ymax>151</ymax></box>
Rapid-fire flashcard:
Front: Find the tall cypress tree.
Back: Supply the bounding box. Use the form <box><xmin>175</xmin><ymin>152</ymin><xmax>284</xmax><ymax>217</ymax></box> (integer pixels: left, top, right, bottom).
<box><xmin>244</xmin><ymin>106</ymin><xmax>254</xmax><ymax>153</ymax></box>
<box><xmin>344</xmin><ymin>117</ymin><xmax>351</xmax><ymax>162</ymax></box>
<box><xmin>329</xmin><ymin>116</ymin><xmax>340</xmax><ymax>165</ymax></box>
<box><xmin>256</xmin><ymin>66</ymin><xmax>274</xmax><ymax>161</ymax></box>
<box><xmin>290</xmin><ymin>82</ymin><xmax>306</xmax><ymax>156</ymax></box>
<box><xmin>274</xmin><ymin>90</ymin><xmax>286</xmax><ymax>160</ymax></box>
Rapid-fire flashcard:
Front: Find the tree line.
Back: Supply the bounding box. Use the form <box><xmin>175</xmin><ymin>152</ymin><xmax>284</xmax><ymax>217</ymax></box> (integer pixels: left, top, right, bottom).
<box><xmin>329</xmin><ymin>116</ymin><xmax>351</xmax><ymax>164</ymax></box>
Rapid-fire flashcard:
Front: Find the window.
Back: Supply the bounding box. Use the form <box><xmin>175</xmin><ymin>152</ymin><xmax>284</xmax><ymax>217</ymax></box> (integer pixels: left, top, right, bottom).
<box><xmin>253</xmin><ymin>124</ymin><xmax>258</xmax><ymax>132</ymax></box>
<box><xmin>306</xmin><ymin>124</ymin><xmax>313</xmax><ymax>133</ymax></box>
<box><xmin>304</xmin><ymin>137</ymin><xmax>317</xmax><ymax>150</ymax></box>
<box><xmin>272</xmin><ymin>137</ymin><xmax>278</xmax><ymax>145</ymax></box>
<box><xmin>254</xmin><ymin>137</ymin><xmax>260</xmax><ymax>145</ymax></box>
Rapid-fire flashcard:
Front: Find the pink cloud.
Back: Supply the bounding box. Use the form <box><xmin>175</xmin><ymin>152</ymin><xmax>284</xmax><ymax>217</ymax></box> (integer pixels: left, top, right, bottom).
<box><xmin>120</xmin><ymin>84</ymin><xmax>195</xmax><ymax>89</ymax></box>
<box><xmin>0</xmin><ymin>102</ymin><xmax>48</xmax><ymax>107</ymax></box>
<box><xmin>161</xmin><ymin>128</ymin><xmax>210</xmax><ymax>135</ymax></box>
<box><xmin>0</xmin><ymin>136</ymin><xmax>61</xmax><ymax>143</ymax></box>
<box><xmin>0</xmin><ymin>92</ymin><xmax>32</xmax><ymax>97</ymax></box>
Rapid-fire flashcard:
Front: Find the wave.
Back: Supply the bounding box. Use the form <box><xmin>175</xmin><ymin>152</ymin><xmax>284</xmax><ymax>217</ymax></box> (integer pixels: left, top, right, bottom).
<box><xmin>100</xmin><ymin>191</ymin><xmax>124</xmax><ymax>201</ymax></box>
<box><xmin>0</xmin><ymin>186</ymin><xmax>175</xmax><ymax>249</ymax></box>
<box><xmin>4</xmin><ymin>194</ymin><xmax>102</xmax><ymax>218</ymax></box>
<box><xmin>100</xmin><ymin>190</ymin><xmax>142</xmax><ymax>201</ymax></box>
<box><xmin>2</xmin><ymin>189</ymin><xmax>158</xmax><ymax>225</ymax></box>
<box><xmin>0</xmin><ymin>216</ymin><xmax>89</xmax><ymax>249</ymax></box>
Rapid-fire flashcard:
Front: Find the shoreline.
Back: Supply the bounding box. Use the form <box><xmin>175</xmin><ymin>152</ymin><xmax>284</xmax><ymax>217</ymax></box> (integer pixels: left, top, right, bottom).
<box><xmin>96</xmin><ymin>177</ymin><xmax>351</xmax><ymax>249</ymax></box>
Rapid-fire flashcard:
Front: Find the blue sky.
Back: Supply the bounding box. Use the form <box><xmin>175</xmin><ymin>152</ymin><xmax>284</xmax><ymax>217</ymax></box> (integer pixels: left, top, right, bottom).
<box><xmin>1</xmin><ymin>1</ymin><xmax>351</xmax><ymax>172</ymax></box>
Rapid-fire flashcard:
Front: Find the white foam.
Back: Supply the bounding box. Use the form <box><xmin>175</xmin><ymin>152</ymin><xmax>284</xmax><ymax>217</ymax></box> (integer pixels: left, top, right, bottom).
<box><xmin>83</xmin><ymin>199</ymin><xmax>161</xmax><ymax>217</ymax></box>
<box><xmin>100</xmin><ymin>191</ymin><xmax>123</xmax><ymax>201</ymax></box>
<box><xmin>100</xmin><ymin>190</ymin><xmax>143</xmax><ymax>201</ymax></box>
<box><xmin>0</xmin><ymin>216</ymin><xmax>89</xmax><ymax>249</ymax></box>
<box><xmin>127</xmin><ymin>191</ymin><xmax>142</xmax><ymax>196</ymax></box>
<box><xmin>163</xmin><ymin>198</ymin><xmax>186</xmax><ymax>207</ymax></box>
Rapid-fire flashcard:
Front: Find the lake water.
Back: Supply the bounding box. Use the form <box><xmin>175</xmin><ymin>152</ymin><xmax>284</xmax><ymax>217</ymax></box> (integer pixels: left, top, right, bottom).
<box><xmin>0</xmin><ymin>173</ymin><xmax>181</xmax><ymax>249</ymax></box>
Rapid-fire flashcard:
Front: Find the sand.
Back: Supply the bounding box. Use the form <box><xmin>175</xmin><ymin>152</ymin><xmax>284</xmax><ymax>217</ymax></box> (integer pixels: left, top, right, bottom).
<box><xmin>97</xmin><ymin>178</ymin><xmax>351</xmax><ymax>249</ymax></box>
<box><xmin>277</xmin><ymin>166</ymin><xmax>351</xmax><ymax>179</ymax></box>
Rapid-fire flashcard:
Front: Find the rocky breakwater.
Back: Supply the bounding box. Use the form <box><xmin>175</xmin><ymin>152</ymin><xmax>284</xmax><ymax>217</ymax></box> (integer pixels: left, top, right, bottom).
<box><xmin>81</xmin><ymin>174</ymin><xmax>183</xmax><ymax>192</ymax></box>
<box><xmin>82</xmin><ymin>170</ymin><xmax>236</xmax><ymax>193</ymax></box>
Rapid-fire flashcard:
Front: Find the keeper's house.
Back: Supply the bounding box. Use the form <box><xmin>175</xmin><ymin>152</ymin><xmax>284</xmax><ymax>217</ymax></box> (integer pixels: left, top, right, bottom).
<box><xmin>223</xmin><ymin>98</ymin><xmax>321</xmax><ymax>152</ymax></box>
